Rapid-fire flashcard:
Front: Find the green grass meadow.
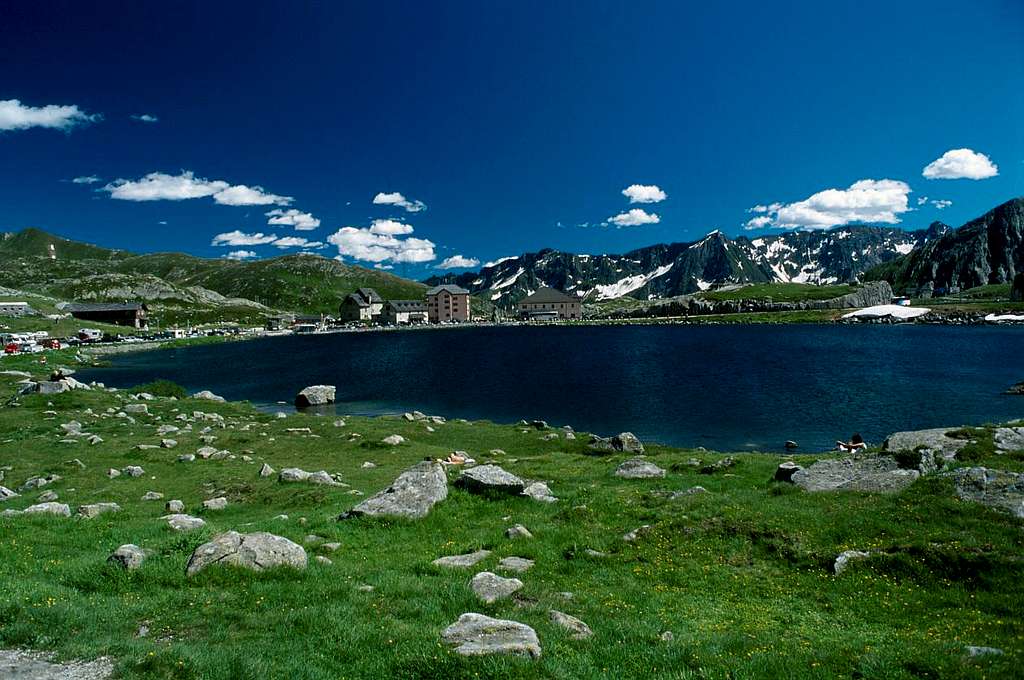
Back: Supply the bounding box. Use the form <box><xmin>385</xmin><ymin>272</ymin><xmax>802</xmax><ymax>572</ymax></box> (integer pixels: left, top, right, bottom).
<box><xmin>0</xmin><ymin>366</ymin><xmax>1021</xmax><ymax>678</ymax></box>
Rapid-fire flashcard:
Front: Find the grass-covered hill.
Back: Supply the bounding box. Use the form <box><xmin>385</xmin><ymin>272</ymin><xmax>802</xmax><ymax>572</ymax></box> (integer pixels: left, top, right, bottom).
<box><xmin>0</xmin><ymin>357</ymin><xmax>1020</xmax><ymax>678</ymax></box>
<box><xmin>0</xmin><ymin>228</ymin><xmax>426</xmax><ymax>321</ymax></box>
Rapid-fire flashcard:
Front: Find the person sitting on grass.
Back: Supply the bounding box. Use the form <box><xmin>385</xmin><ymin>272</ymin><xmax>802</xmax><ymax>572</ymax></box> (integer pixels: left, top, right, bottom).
<box><xmin>836</xmin><ymin>433</ymin><xmax>867</xmax><ymax>452</ymax></box>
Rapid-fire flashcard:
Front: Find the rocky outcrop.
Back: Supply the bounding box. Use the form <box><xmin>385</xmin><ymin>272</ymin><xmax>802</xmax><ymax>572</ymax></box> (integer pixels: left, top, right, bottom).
<box><xmin>186</xmin><ymin>531</ymin><xmax>307</xmax><ymax>575</ymax></box>
<box><xmin>943</xmin><ymin>467</ymin><xmax>1024</xmax><ymax>518</ymax></box>
<box><xmin>549</xmin><ymin>610</ymin><xmax>593</xmax><ymax>639</ymax></box>
<box><xmin>868</xmin><ymin>197</ymin><xmax>1024</xmax><ymax>294</ymax></box>
<box><xmin>883</xmin><ymin>428</ymin><xmax>967</xmax><ymax>460</ymax></box>
<box><xmin>441</xmin><ymin>613</ymin><xmax>541</xmax><ymax>658</ymax></box>
<box><xmin>341</xmin><ymin>461</ymin><xmax>447</xmax><ymax>519</ymax></box>
<box><xmin>791</xmin><ymin>455</ymin><xmax>920</xmax><ymax>493</ymax></box>
<box><xmin>588</xmin><ymin>432</ymin><xmax>644</xmax><ymax>454</ymax></box>
<box><xmin>1011</xmin><ymin>272</ymin><xmax>1024</xmax><ymax>302</ymax></box>
<box><xmin>455</xmin><ymin>465</ymin><xmax>526</xmax><ymax>495</ymax></box>
<box><xmin>295</xmin><ymin>385</ymin><xmax>336</xmax><ymax>408</ymax></box>
<box><xmin>614</xmin><ymin>459</ymin><xmax>666</xmax><ymax>479</ymax></box>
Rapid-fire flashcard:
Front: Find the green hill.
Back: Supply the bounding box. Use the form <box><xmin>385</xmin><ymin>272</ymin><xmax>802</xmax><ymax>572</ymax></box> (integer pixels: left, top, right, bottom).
<box><xmin>0</xmin><ymin>228</ymin><xmax>426</xmax><ymax>320</ymax></box>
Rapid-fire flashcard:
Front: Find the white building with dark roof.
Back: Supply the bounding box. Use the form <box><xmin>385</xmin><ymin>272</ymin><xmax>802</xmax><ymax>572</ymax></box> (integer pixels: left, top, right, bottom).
<box><xmin>517</xmin><ymin>287</ymin><xmax>581</xmax><ymax>320</ymax></box>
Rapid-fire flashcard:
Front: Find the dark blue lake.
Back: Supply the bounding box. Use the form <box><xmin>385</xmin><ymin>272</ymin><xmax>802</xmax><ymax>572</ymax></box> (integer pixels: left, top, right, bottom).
<box><xmin>78</xmin><ymin>324</ymin><xmax>1024</xmax><ymax>452</ymax></box>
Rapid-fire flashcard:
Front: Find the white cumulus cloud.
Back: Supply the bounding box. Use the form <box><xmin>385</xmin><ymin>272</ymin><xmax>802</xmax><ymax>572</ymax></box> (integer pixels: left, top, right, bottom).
<box><xmin>327</xmin><ymin>223</ymin><xmax>436</xmax><ymax>264</ymax></box>
<box><xmin>266</xmin><ymin>208</ymin><xmax>320</xmax><ymax>230</ymax></box>
<box><xmin>369</xmin><ymin>218</ymin><xmax>414</xmax><ymax>235</ymax></box>
<box><xmin>373</xmin><ymin>191</ymin><xmax>426</xmax><ymax>213</ymax></box>
<box><xmin>745</xmin><ymin>179</ymin><xmax>912</xmax><ymax>230</ymax></box>
<box><xmin>271</xmin><ymin>236</ymin><xmax>323</xmax><ymax>249</ymax></box>
<box><xmin>931</xmin><ymin>199</ymin><xmax>952</xmax><ymax>209</ymax></box>
<box><xmin>0</xmin><ymin>99</ymin><xmax>100</xmax><ymax>132</ymax></box>
<box><xmin>211</xmin><ymin>230</ymin><xmax>278</xmax><ymax>247</ymax></box>
<box><xmin>608</xmin><ymin>208</ymin><xmax>661</xmax><ymax>227</ymax></box>
<box><xmin>922</xmin><ymin>148</ymin><xmax>998</xmax><ymax>180</ymax></box>
<box><xmin>101</xmin><ymin>170</ymin><xmax>292</xmax><ymax>206</ymax></box>
<box><xmin>213</xmin><ymin>184</ymin><xmax>292</xmax><ymax>206</ymax></box>
<box><xmin>224</xmin><ymin>250</ymin><xmax>257</xmax><ymax>260</ymax></box>
<box><xmin>105</xmin><ymin>171</ymin><xmax>228</xmax><ymax>201</ymax></box>
<box><xmin>622</xmin><ymin>184</ymin><xmax>667</xmax><ymax>203</ymax></box>
<box><xmin>71</xmin><ymin>175</ymin><xmax>101</xmax><ymax>184</ymax></box>
<box><xmin>131</xmin><ymin>114</ymin><xmax>158</xmax><ymax>123</ymax></box>
<box><xmin>437</xmin><ymin>255</ymin><xmax>480</xmax><ymax>269</ymax></box>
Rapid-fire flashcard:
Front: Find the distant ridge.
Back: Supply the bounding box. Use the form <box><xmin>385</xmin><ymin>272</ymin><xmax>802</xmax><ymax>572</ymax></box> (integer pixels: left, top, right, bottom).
<box><xmin>0</xmin><ymin>228</ymin><xmax>426</xmax><ymax>316</ymax></box>
<box><xmin>425</xmin><ymin>223</ymin><xmax>948</xmax><ymax>308</ymax></box>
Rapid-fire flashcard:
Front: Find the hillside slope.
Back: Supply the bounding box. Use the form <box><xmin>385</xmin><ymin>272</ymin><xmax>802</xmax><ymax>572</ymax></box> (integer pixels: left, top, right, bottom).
<box><xmin>0</xmin><ymin>228</ymin><xmax>426</xmax><ymax>318</ymax></box>
<box><xmin>866</xmin><ymin>197</ymin><xmax>1024</xmax><ymax>294</ymax></box>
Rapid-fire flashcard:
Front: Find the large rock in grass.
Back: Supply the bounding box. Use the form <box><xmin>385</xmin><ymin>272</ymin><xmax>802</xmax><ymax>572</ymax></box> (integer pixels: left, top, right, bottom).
<box><xmin>340</xmin><ymin>461</ymin><xmax>447</xmax><ymax>520</ymax></box>
<box><xmin>549</xmin><ymin>610</ymin><xmax>593</xmax><ymax>639</ymax></box>
<box><xmin>455</xmin><ymin>465</ymin><xmax>525</xmax><ymax>495</ymax></box>
<box><xmin>279</xmin><ymin>468</ymin><xmax>341</xmax><ymax>486</ymax></box>
<box><xmin>470</xmin><ymin>571</ymin><xmax>523</xmax><ymax>603</ymax></box>
<box><xmin>295</xmin><ymin>385</ymin><xmax>336</xmax><ymax>408</ymax></box>
<box><xmin>588</xmin><ymin>432</ymin><xmax>644</xmax><ymax>454</ymax></box>
<box><xmin>78</xmin><ymin>502</ymin><xmax>121</xmax><ymax>518</ymax></box>
<box><xmin>994</xmin><ymin>427</ymin><xmax>1024</xmax><ymax>453</ymax></box>
<box><xmin>192</xmin><ymin>390</ymin><xmax>226</xmax><ymax>402</ymax></box>
<box><xmin>942</xmin><ymin>467</ymin><xmax>1024</xmax><ymax>518</ymax></box>
<box><xmin>186</xmin><ymin>531</ymin><xmax>307</xmax><ymax>576</ymax></box>
<box><xmin>162</xmin><ymin>513</ymin><xmax>206</xmax><ymax>531</ymax></box>
<box><xmin>108</xmin><ymin>544</ymin><xmax>147</xmax><ymax>570</ymax></box>
<box><xmin>883</xmin><ymin>428</ymin><xmax>967</xmax><ymax>460</ymax></box>
<box><xmin>614</xmin><ymin>459</ymin><xmax>666</xmax><ymax>479</ymax></box>
<box><xmin>23</xmin><ymin>502</ymin><xmax>71</xmax><ymax>517</ymax></box>
<box><xmin>0</xmin><ymin>486</ymin><xmax>18</xmax><ymax>502</ymax></box>
<box><xmin>433</xmin><ymin>550</ymin><xmax>492</xmax><ymax>568</ymax></box>
<box><xmin>441</xmin><ymin>613</ymin><xmax>541</xmax><ymax>658</ymax></box>
<box><xmin>791</xmin><ymin>455</ymin><xmax>919</xmax><ymax>493</ymax></box>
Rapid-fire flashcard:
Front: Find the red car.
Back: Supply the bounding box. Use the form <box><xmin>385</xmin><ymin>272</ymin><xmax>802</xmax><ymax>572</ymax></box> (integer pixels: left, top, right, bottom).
<box><xmin>3</xmin><ymin>342</ymin><xmax>19</xmax><ymax>354</ymax></box>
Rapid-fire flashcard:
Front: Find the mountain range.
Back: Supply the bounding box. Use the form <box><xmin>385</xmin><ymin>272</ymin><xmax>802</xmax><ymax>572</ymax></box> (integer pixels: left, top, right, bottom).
<box><xmin>426</xmin><ymin>198</ymin><xmax>1023</xmax><ymax>307</ymax></box>
<box><xmin>1</xmin><ymin>197</ymin><xmax>1020</xmax><ymax>322</ymax></box>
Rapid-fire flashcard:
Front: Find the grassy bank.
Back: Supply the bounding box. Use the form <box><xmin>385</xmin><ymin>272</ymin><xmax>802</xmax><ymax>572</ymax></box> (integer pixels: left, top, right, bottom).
<box><xmin>0</xmin><ymin>364</ymin><xmax>1021</xmax><ymax>679</ymax></box>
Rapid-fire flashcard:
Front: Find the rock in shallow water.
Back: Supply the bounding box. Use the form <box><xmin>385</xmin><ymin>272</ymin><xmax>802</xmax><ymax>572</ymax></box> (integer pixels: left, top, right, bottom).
<box><xmin>295</xmin><ymin>384</ymin><xmax>335</xmax><ymax>407</ymax></box>
<box><xmin>441</xmin><ymin>613</ymin><xmax>541</xmax><ymax>658</ymax></box>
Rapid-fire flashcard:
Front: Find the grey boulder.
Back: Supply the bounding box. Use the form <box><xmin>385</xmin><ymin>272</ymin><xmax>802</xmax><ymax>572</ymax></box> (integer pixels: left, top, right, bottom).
<box><xmin>162</xmin><ymin>513</ymin><xmax>206</xmax><ymax>531</ymax></box>
<box><xmin>433</xmin><ymin>549</ymin><xmax>492</xmax><ymax>568</ymax></box>
<box><xmin>441</xmin><ymin>613</ymin><xmax>541</xmax><ymax>658</ymax></box>
<box><xmin>455</xmin><ymin>465</ymin><xmax>525</xmax><ymax>495</ymax></box>
<box><xmin>471</xmin><ymin>571</ymin><xmax>523</xmax><ymax>603</ymax></box>
<box><xmin>192</xmin><ymin>390</ymin><xmax>226</xmax><ymax>402</ymax></box>
<box><xmin>341</xmin><ymin>461</ymin><xmax>447</xmax><ymax>519</ymax></box>
<box><xmin>186</xmin><ymin>531</ymin><xmax>307</xmax><ymax>576</ymax></box>
<box><xmin>77</xmin><ymin>502</ymin><xmax>121</xmax><ymax>518</ymax></box>
<box><xmin>614</xmin><ymin>458</ymin><xmax>666</xmax><ymax>479</ymax></box>
<box><xmin>589</xmin><ymin>432</ymin><xmax>644</xmax><ymax>454</ymax></box>
<box><xmin>108</xmin><ymin>544</ymin><xmax>147</xmax><ymax>570</ymax></box>
<box><xmin>549</xmin><ymin>610</ymin><xmax>593</xmax><ymax>639</ymax></box>
<box><xmin>23</xmin><ymin>502</ymin><xmax>71</xmax><ymax>517</ymax></box>
<box><xmin>942</xmin><ymin>466</ymin><xmax>1024</xmax><ymax>518</ymax></box>
<box><xmin>883</xmin><ymin>427</ymin><xmax>967</xmax><ymax>460</ymax></box>
<box><xmin>792</xmin><ymin>456</ymin><xmax>919</xmax><ymax>494</ymax></box>
<box><xmin>295</xmin><ymin>385</ymin><xmax>336</xmax><ymax>407</ymax></box>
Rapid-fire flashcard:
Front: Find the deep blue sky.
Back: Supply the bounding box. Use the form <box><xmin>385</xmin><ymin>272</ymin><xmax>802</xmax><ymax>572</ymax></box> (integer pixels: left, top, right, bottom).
<box><xmin>1</xmin><ymin>0</ymin><xmax>1022</xmax><ymax>276</ymax></box>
